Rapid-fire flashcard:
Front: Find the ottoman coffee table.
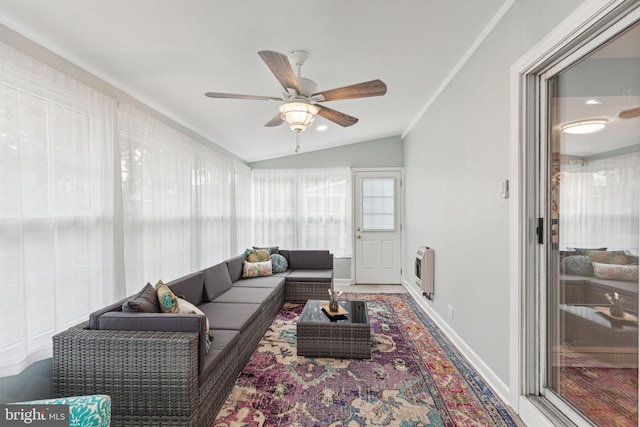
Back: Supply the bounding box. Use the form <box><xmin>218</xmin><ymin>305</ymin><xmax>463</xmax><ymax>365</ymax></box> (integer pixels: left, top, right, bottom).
<box><xmin>297</xmin><ymin>299</ymin><xmax>371</xmax><ymax>359</ymax></box>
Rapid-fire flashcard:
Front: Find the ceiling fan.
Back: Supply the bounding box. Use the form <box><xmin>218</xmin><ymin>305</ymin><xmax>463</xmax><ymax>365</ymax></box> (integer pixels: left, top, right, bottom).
<box><xmin>204</xmin><ymin>50</ymin><xmax>387</xmax><ymax>152</ymax></box>
<box><xmin>619</xmin><ymin>107</ymin><xmax>640</xmax><ymax>119</ymax></box>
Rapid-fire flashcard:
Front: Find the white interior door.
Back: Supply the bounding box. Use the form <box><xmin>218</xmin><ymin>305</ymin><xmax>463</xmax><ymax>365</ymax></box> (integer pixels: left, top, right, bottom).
<box><xmin>354</xmin><ymin>170</ymin><xmax>402</xmax><ymax>284</ymax></box>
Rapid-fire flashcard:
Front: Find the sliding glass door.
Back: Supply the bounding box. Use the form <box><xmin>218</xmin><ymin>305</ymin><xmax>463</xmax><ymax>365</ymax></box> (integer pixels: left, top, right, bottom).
<box><xmin>540</xmin><ymin>19</ymin><xmax>639</xmax><ymax>427</ymax></box>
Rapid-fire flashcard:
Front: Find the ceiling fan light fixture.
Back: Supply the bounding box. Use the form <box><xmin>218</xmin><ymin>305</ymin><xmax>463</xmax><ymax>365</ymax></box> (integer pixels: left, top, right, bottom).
<box><xmin>279</xmin><ymin>101</ymin><xmax>319</xmax><ymax>132</ymax></box>
<box><xmin>561</xmin><ymin>118</ymin><xmax>608</xmax><ymax>135</ymax></box>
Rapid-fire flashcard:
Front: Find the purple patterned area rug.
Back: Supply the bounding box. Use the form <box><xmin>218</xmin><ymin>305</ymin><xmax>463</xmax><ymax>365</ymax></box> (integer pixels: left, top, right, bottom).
<box><xmin>213</xmin><ymin>293</ymin><xmax>521</xmax><ymax>426</ymax></box>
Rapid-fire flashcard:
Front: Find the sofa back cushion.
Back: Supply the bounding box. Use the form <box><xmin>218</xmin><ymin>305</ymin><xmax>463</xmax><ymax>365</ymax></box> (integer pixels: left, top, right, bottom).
<box><xmin>289</xmin><ymin>250</ymin><xmax>332</xmax><ymax>270</ymax></box>
<box><xmin>166</xmin><ymin>272</ymin><xmax>205</xmax><ymax>306</ymax></box>
<box><xmin>202</xmin><ymin>262</ymin><xmax>233</xmax><ymax>301</ymax></box>
<box><xmin>226</xmin><ymin>254</ymin><xmax>245</xmax><ymax>282</ymax></box>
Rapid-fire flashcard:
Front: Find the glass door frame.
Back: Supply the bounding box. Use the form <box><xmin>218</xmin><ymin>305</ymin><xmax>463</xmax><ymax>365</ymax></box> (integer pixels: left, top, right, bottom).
<box><xmin>521</xmin><ymin>4</ymin><xmax>640</xmax><ymax>427</ymax></box>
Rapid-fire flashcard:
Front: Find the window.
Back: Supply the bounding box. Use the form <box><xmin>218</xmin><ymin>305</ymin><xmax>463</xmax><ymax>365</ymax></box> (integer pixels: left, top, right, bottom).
<box><xmin>252</xmin><ymin>168</ymin><xmax>352</xmax><ymax>257</ymax></box>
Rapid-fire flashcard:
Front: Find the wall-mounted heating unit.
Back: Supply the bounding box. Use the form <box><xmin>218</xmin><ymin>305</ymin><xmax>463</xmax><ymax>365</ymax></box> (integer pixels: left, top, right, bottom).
<box><xmin>416</xmin><ymin>247</ymin><xmax>434</xmax><ymax>300</ymax></box>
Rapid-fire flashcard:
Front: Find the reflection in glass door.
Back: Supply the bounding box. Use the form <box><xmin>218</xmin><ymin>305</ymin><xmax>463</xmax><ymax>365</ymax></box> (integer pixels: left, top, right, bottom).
<box><xmin>543</xmin><ymin>21</ymin><xmax>640</xmax><ymax>427</ymax></box>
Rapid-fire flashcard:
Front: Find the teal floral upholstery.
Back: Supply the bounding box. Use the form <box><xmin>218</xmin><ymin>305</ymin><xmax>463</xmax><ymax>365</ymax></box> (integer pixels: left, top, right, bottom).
<box><xmin>270</xmin><ymin>253</ymin><xmax>288</xmax><ymax>273</ymax></box>
<box><xmin>16</xmin><ymin>394</ymin><xmax>111</xmax><ymax>427</ymax></box>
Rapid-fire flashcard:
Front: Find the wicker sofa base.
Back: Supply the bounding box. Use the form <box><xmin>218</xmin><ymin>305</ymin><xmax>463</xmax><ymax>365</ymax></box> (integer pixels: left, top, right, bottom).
<box><xmin>54</xmin><ymin>250</ymin><xmax>333</xmax><ymax>426</ymax></box>
<box><xmin>286</xmin><ymin>280</ymin><xmax>332</xmax><ymax>303</ymax></box>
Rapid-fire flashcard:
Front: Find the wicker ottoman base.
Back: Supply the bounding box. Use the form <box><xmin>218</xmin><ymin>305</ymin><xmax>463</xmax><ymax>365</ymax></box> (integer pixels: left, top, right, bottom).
<box><xmin>296</xmin><ymin>300</ymin><xmax>371</xmax><ymax>359</ymax></box>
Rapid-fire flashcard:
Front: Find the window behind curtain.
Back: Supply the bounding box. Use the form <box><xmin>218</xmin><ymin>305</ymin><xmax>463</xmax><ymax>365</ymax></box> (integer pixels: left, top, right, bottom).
<box><xmin>252</xmin><ymin>168</ymin><xmax>352</xmax><ymax>257</ymax></box>
<box><xmin>118</xmin><ymin>105</ymin><xmax>237</xmax><ymax>294</ymax></box>
<box><xmin>0</xmin><ymin>42</ymin><xmax>117</xmax><ymax>376</ymax></box>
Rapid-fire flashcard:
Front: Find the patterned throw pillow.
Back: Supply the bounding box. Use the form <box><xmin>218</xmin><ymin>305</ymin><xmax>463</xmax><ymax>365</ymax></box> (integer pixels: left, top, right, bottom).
<box><xmin>242</xmin><ymin>261</ymin><xmax>273</xmax><ymax>278</ymax></box>
<box><xmin>175</xmin><ymin>297</ymin><xmax>213</xmax><ymax>353</ymax></box>
<box><xmin>155</xmin><ymin>280</ymin><xmax>179</xmax><ymax>313</ymax></box>
<box><xmin>270</xmin><ymin>253</ymin><xmax>288</xmax><ymax>274</ymax></box>
<box><xmin>583</xmin><ymin>250</ymin><xmax>630</xmax><ymax>265</ymax></box>
<box><xmin>560</xmin><ymin>255</ymin><xmax>594</xmax><ymax>277</ymax></box>
<box><xmin>245</xmin><ymin>248</ymin><xmax>271</xmax><ymax>263</ymax></box>
<box><xmin>592</xmin><ymin>262</ymin><xmax>639</xmax><ymax>282</ymax></box>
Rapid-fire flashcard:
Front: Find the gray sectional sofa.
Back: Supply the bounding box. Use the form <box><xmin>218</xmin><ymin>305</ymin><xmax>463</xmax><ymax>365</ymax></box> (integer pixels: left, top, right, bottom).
<box><xmin>53</xmin><ymin>249</ymin><xmax>333</xmax><ymax>427</ymax></box>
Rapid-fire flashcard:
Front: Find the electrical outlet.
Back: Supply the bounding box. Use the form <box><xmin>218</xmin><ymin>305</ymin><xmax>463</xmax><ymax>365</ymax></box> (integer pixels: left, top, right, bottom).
<box><xmin>447</xmin><ymin>304</ymin><xmax>453</xmax><ymax>319</ymax></box>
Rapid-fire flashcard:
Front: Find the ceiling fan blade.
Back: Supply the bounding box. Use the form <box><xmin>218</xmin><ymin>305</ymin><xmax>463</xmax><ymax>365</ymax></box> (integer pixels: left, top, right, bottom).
<box><xmin>204</xmin><ymin>92</ymin><xmax>282</xmax><ymax>101</ymax></box>
<box><xmin>619</xmin><ymin>107</ymin><xmax>640</xmax><ymax>119</ymax></box>
<box><xmin>264</xmin><ymin>113</ymin><xmax>284</xmax><ymax>127</ymax></box>
<box><xmin>317</xmin><ymin>105</ymin><xmax>359</xmax><ymax>127</ymax></box>
<box><xmin>258</xmin><ymin>51</ymin><xmax>300</xmax><ymax>94</ymax></box>
<box><xmin>313</xmin><ymin>79</ymin><xmax>387</xmax><ymax>102</ymax></box>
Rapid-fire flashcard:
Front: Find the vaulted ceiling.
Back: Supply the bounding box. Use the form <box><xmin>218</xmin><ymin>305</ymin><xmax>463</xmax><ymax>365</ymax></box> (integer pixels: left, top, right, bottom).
<box><xmin>0</xmin><ymin>1</ymin><xmax>509</xmax><ymax>161</ymax></box>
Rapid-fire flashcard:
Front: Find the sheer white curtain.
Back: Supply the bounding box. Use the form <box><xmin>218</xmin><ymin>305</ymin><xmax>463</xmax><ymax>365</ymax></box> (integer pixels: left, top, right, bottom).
<box><xmin>559</xmin><ymin>151</ymin><xmax>639</xmax><ymax>252</ymax></box>
<box><xmin>0</xmin><ymin>42</ymin><xmax>118</xmax><ymax>376</ymax></box>
<box><xmin>195</xmin><ymin>146</ymin><xmax>233</xmax><ymax>268</ymax></box>
<box><xmin>119</xmin><ymin>105</ymin><xmax>197</xmax><ymax>294</ymax></box>
<box><xmin>234</xmin><ymin>161</ymin><xmax>253</xmax><ymax>254</ymax></box>
<box><xmin>252</xmin><ymin>168</ymin><xmax>352</xmax><ymax>257</ymax></box>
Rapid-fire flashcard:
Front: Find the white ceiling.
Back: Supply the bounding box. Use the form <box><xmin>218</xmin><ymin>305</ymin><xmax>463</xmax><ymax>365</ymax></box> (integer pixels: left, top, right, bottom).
<box><xmin>0</xmin><ymin>0</ymin><xmax>508</xmax><ymax>162</ymax></box>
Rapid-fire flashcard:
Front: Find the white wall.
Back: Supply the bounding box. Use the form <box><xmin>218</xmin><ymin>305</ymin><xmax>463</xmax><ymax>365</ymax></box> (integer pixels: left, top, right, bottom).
<box><xmin>249</xmin><ymin>135</ymin><xmax>403</xmax><ymax>169</ymax></box>
<box><xmin>403</xmin><ymin>0</ymin><xmax>585</xmax><ymax>388</ymax></box>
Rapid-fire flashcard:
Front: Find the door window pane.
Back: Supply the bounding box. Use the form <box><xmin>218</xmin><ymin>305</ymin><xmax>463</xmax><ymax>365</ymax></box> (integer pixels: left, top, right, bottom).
<box><xmin>546</xmin><ymin>21</ymin><xmax>639</xmax><ymax>427</ymax></box>
<box><xmin>362</xmin><ymin>178</ymin><xmax>395</xmax><ymax>230</ymax></box>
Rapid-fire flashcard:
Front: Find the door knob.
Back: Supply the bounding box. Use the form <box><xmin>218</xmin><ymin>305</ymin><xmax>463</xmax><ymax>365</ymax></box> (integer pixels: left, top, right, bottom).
<box><xmin>356</xmin><ymin>235</ymin><xmax>361</xmax><ymax>239</ymax></box>
<box><xmin>356</xmin><ymin>227</ymin><xmax>361</xmax><ymax>232</ymax></box>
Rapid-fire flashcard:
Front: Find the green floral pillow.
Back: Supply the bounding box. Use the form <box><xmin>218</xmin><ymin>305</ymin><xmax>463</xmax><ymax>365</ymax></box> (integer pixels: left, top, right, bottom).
<box><xmin>242</xmin><ymin>261</ymin><xmax>273</xmax><ymax>278</ymax></box>
<box><xmin>244</xmin><ymin>248</ymin><xmax>271</xmax><ymax>263</ymax></box>
<box><xmin>155</xmin><ymin>280</ymin><xmax>178</xmax><ymax>313</ymax></box>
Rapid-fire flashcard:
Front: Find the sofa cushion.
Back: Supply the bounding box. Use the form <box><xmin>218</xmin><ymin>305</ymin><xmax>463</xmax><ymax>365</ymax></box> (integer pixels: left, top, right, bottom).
<box><xmin>122</xmin><ymin>283</ymin><xmax>160</xmax><ymax>313</ymax></box>
<box><xmin>270</xmin><ymin>253</ymin><xmax>288</xmax><ymax>273</ymax></box>
<box><xmin>89</xmin><ymin>298</ymin><xmax>127</xmax><ymax>329</ymax></box>
<box><xmin>242</xmin><ymin>261</ymin><xmax>272</xmax><ymax>278</ymax></box>
<box><xmin>213</xmin><ymin>286</ymin><xmax>278</xmax><ymax>305</ymax></box>
<box><xmin>199</xmin><ymin>329</ymin><xmax>240</xmax><ymax>385</ymax></box>
<box><xmin>166</xmin><ymin>272</ymin><xmax>205</xmax><ymax>305</ymax></box>
<box><xmin>286</xmin><ymin>269</ymin><xmax>333</xmax><ymax>282</ymax></box>
<box><xmin>233</xmin><ymin>276</ymin><xmax>285</xmax><ymax>289</ymax></box>
<box><xmin>226</xmin><ymin>254</ymin><xmax>245</xmax><ymax>282</ymax></box>
<box><xmin>289</xmin><ymin>250</ymin><xmax>331</xmax><ymax>270</ymax></box>
<box><xmin>202</xmin><ymin>262</ymin><xmax>233</xmax><ymax>301</ymax></box>
<box><xmin>199</xmin><ymin>302</ymin><xmax>261</xmax><ymax>331</ymax></box>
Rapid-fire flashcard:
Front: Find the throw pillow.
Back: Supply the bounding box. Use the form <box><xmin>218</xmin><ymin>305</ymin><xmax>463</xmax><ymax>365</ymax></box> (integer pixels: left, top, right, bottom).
<box><xmin>244</xmin><ymin>248</ymin><xmax>271</xmax><ymax>263</ymax></box>
<box><xmin>592</xmin><ymin>262</ymin><xmax>639</xmax><ymax>282</ymax></box>
<box><xmin>582</xmin><ymin>250</ymin><xmax>629</xmax><ymax>265</ymax></box>
<box><xmin>242</xmin><ymin>260</ymin><xmax>273</xmax><ymax>278</ymax></box>
<box><xmin>269</xmin><ymin>254</ymin><xmax>289</xmax><ymax>274</ymax></box>
<box><xmin>270</xmin><ymin>253</ymin><xmax>288</xmax><ymax>274</ymax></box>
<box><xmin>155</xmin><ymin>280</ymin><xmax>179</xmax><ymax>313</ymax></box>
<box><xmin>175</xmin><ymin>297</ymin><xmax>213</xmax><ymax>353</ymax></box>
<box><xmin>253</xmin><ymin>245</ymin><xmax>279</xmax><ymax>255</ymax></box>
<box><xmin>176</xmin><ymin>298</ymin><xmax>210</xmax><ymax>331</ymax></box>
<box><xmin>560</xmin><ymin>255</ymin><xmax>594</xmax><ymax>277</ymax></box>
<box><xmin>122</xmin><ymin>282</ymin><xmax>160</xmax><ymax>313</ymax></box>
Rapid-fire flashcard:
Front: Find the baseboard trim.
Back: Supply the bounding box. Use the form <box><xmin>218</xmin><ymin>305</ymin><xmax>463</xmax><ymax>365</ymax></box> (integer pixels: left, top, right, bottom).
<box><xmin>334</xmin><ymin>278</ymin><xmax>353</xmax><ymax>286</ymax></box>
<box><xmin>403</xmin><ymin>279</ymin><xmax>512</xmax><ymax>405</ymax></box>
